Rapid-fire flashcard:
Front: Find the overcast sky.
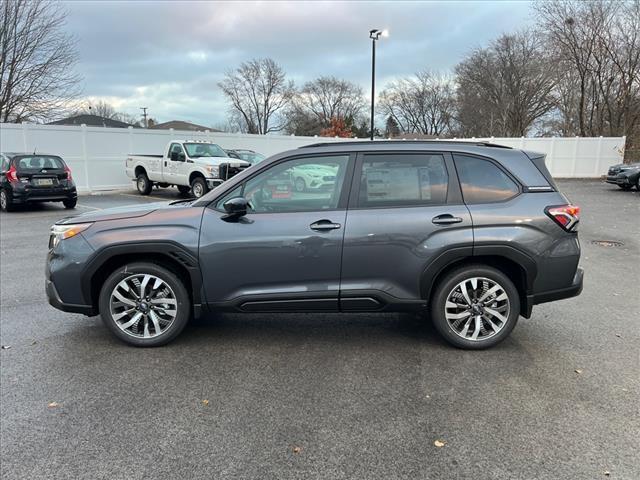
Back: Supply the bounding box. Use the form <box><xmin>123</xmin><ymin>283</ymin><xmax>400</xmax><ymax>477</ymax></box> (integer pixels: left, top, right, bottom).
<box><xmin>63</xmin><ymin>0</ymin><xmax>534</xmax><ymax>127</ymax></box>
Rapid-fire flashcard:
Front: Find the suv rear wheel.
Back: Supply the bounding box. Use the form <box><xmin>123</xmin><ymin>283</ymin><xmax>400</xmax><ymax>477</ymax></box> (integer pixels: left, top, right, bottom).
<box><xmin>430</xmin><ymin>265</ymin><xmax>520</xmax><ymax>349</ymax></box>
<box><xmin>98</xmin><ymin>262</ymin><xmax>191</xmax><ymax>347</ymax></box>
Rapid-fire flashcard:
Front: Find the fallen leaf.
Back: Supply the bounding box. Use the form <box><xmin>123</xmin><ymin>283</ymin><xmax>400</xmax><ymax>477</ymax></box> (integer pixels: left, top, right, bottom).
<box><xmin>47</xmin><ymin>402</ymin><xmax>60</xmax><ymax>408</ymax></box>
<box><xmin>575</xmin><ymin>369</ymin><xmax>583</xmax><ymax>374</ymax></box>
<box><xmin>604</xmin><ymin>471</ymin><xmax>610</xmax><ymax>476</ymax></box>
<box><xmin>434</xmin><ymin>440</ymin><xmax>446</xmax><ymax>448</ymax></box>
<box><xmin>425</xmin><ymin>395</ymin><xmax>431</xmax><ymax>399</ymax></box>
<box><xmin>201</xmin><ymin>399</ymin><xmax>209</xmax><ymax>406</ymax></box>
<box><xmin>1</xmin><ymin>345</ymin><xmax>11</xmax><ymax>350</ymax></box>
<box><xmin>292</xmin><ymin>446</ymin><xmax>302</xmax><ymax>454</ymax></box>
<box><xmin>31</xmin><ymin>340</ymin><xmax>37</xmax><ymax>345</ymax></box>
<box><xmin>615</xmin><ymin>334</ymin><xmax>621</xmax><ymax>338</ymax></box>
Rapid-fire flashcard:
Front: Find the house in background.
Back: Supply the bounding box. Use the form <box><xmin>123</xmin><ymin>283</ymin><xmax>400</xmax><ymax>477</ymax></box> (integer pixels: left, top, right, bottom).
<box><xmin>48</xmin><ymin>114</ymin><xmax>137</xmax><ymax>128</ymax></box>
<box><xmin>150</xmin><ymin>120</ymin><xmax>220</xmax><ymax>132</ymax></box>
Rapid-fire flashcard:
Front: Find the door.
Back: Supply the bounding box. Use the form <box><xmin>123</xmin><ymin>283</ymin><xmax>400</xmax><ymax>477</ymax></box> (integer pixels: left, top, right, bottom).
<box><xmin>199</xmin><ymin>153</ymin><xmax>353</xmax><ymax>311</ymax></box>
<box><xmin>340</xmin><ymin>151</ymin><xmax>473</xmax><ymax>310</ymax></box>
<box><xmin>164</xmin><ymin>143</ymin><xmax>185</xmax><ymax>184</ymax></box>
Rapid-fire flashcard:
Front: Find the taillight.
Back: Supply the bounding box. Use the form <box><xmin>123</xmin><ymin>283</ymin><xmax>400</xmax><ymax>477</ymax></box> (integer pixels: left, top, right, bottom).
<box><xmin>546</xmin><ymin>204</ymin><xmax>580</xmax><ymax>231</ymax></box>
<box><xmin>6</xmin><ymin>165</ymin><xmax>18</xmax><ymax>183</ymax></box>
<box><xmin>64</xmin><ymin>165</ymin><xmax>72</xmax><ymax>181</ymax></box>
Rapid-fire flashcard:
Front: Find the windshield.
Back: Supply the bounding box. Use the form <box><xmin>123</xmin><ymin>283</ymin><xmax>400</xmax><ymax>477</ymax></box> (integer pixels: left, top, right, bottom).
<box><xmin>184</xmin><ymin>143</ymin><xmax>227</xmax><ymax>158</ymax></box>
<box><xmin>239</xmin><ymin>151</ymin><xmax>266</xmax><ymax>165</ymax></box>
<box><xmin>15</xmin><ymin>156</ymin><xmax>65</xmax><ymax>170</ymax></box>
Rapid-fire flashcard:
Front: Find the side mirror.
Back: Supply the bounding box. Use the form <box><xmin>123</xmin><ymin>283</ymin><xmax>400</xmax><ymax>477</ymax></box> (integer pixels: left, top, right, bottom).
<box><xmin>170</xmin><ymin>151</ymin><xmax>179</xmax><ymax>161</ymax></box>
<box><xmin>178</xmin><ymin>152</ymin><xmax>186</xmax><ymax>162</ymax></box>
<box><xmin>222</xmin><ymin>196</ymin><xmax>249</xmax><ymax>220</ymax></box>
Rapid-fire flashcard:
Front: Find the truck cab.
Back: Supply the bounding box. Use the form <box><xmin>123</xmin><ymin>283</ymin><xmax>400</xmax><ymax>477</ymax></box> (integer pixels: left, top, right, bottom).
<box><xmin>125</xmin><ymin>140</ymin><xmax>250</xmax><ymax>197</ymax></box>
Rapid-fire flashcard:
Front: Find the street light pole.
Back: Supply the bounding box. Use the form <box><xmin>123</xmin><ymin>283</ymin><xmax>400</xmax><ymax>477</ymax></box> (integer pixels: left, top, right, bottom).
<box><xmin>369</xmin><ymin>29</ymin><xmax>387</xmax><ymax>141</ymax></box>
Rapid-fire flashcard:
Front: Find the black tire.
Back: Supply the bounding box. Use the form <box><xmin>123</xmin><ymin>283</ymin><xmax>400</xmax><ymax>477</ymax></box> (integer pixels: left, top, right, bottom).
<box><xmin>98</xmin><ymin>262</ymin><xmax>191</xmax><ymax>347</ymax></box>
<box><xmin>636</xmin><ymin>176</ymin><xmax>640</xmax><ymax>191</ymax></box>
<box><xmin>429</xmin><ymin>264</ymin><xmax>520</xmax><ymax>349</ymax></box>
<box><xmin>63</xmin><ymin>197</ymin><xmax>77</xmax><ymax>209</ymax></box>
<box><xmin>190</xmin><ymin>176</ymin><xmax>208</xmax><ymax>198</ymax></box>
<box><xmin>618</xmin><ymin>184</ymin><xmax>632</xmax><ymax>191</ymax></box>
<box><xmin>177</xmin><ymin>185</ymin><xmax>191</xmax><ymax>195</ymax></box>
<box><xmin>295</xmin><ymin>177</ymin><xmax>306</xmax><ymax>193</ymax></box>
<box><xmin>136</xmin><ymin>172</ymin><xmax>153</xmax><ymax>195</ymax></box>
<box><xmin>0</xmin><ymin>189</ymin><xmax>15</xmax><ymax>212</ymax></box>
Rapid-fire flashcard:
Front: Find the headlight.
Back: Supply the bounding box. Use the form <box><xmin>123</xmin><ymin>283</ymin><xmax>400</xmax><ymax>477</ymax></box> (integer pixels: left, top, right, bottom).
<box><xmin>49</xmin><ymin>223</ymin><xmax>92</xmax><ymax>248</ymax></box>
<box><xmin>206</xmin><ymin>166</ymin><xmax>219</xmax><ymax>178</ymax></box>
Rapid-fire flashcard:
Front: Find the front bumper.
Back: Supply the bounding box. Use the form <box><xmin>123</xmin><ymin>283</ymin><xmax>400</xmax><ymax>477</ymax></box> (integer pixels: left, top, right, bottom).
<box><xmin>605</xmin><ymin>175</ymin><xmax>632</xmax><ymax>185</ymax></box>
<box><xmin>206</xmin><ymin>178</ymin><xmax>224</xmax><ymax>189</ymax></box>
<box><xmin>46</xmin><ymin>278</ymin><xmax>96</xmax><ymax>316</ymax></box>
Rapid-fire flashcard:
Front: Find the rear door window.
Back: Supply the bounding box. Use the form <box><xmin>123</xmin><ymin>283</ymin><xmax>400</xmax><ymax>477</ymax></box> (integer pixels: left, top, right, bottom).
<box><xmin>357</xmin><ymin>153</ymin><xmax>448</xmax><ymax>208</ymax></box>
<box><xmin>453</xmin><ymin>154</ymin><xmax>519</xmax><ymax>204</ymax></box>
<box><xmin>15</xmin><ymin>156</ymin><xmax>65</xmax><ymax>170</ymax></box>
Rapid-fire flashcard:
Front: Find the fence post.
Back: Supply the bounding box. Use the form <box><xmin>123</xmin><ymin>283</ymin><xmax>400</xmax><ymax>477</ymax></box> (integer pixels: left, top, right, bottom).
<box><xmin>21</xmin><ymin>122</ymin><xmax>29</xmax><ymax>151</ymax></box>
<box><xmin>548</xmin><ymin>137</ymin><xmax>556</xmax><ymax>176</ymax></box>
<box><xmin>570</xmin><ymin>136</ymin><xmax>580</xmax><ymax>177</ymax></box>
<box><xmin>81</xmin><ymin>124</ymin><xmax>91</xmax><ymax>192</ymax></box>
<box><xmin>595</xmin><ymin>136</ymin><xmax>603</xmax><ymax>176</ymax></box>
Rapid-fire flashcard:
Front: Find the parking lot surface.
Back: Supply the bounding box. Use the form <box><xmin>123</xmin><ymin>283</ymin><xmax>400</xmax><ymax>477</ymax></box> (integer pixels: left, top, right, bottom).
<box><xmin>1</xmin><ymin>181</ymin><xmax>638</xmax><ymax>479</ymax></box>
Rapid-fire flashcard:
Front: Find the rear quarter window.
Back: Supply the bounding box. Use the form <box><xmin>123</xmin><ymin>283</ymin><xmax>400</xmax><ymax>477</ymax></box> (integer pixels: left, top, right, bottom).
<box><xmin>453</xmin><ymin>154</ymin><xmax>519</xmax><ymax>204</ymax></box>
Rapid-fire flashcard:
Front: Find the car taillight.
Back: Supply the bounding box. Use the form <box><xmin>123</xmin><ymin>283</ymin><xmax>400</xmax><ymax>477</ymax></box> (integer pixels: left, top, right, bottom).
<box><xmin>64</xmin><ymin>165</ymin><xmax>72</xmax><ymax>181</ymax></box>
<box><xmin>546</xmin><ymin>204</ymin><xmax>580</xmax><ymax>231</ymax></box>
<box><xmin>6</xmin><ymin>165</ymin><xmax>18</xmax><ymax>183</ymax></box>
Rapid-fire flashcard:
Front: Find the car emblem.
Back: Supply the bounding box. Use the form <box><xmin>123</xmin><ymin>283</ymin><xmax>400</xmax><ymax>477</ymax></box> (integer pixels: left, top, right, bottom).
<box><xmin>42</xmin><ymin>169</ymin><xmax>47</xmax><ymax>173</ymax></box>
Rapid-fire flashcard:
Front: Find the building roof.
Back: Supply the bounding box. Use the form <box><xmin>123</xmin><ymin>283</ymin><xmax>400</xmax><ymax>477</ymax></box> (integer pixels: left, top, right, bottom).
<box><xmin>150</xmin><ymin>120</ymin><xmax>220</xmax><ymax>132</ymax></box>
<box><xmin>48</xmin><ymin>114</ymin><xmax>136</xmax><ymax>128</ymax></box>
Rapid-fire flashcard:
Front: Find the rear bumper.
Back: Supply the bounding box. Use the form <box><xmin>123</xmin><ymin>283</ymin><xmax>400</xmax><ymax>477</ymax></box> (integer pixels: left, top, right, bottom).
<box><xmin>11</xmin><ymin>185</ymin><xmax>77</xmax><ymax>204</ymax></box>
<box><xmin>527</xmin><ymin>267</ymin><xmax>584</xmax><ymax>309</ymax></box>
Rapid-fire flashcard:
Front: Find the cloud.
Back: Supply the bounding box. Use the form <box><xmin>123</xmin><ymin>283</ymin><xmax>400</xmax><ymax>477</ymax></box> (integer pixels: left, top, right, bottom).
<box><xmin>62</xmin><ymin>0</ymin><xmax>533</xmax><ymax>126</ymax></box>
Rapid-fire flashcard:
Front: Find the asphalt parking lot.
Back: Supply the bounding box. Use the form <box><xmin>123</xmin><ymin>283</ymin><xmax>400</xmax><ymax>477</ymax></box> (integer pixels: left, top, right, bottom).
<box><xmin>1</xmin><ymin>180</ymin><xmax>638</xmax><ymax>479</ymax></box>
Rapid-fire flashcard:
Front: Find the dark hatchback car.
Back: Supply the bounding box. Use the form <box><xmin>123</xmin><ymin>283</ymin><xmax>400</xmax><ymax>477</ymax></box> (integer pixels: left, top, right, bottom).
<box><xmin>605</xmin><ymin>162</ymin><xmax>640</xmax><ymax>190</ymax></box>
<box><xmin>225</xmin><ymin>149</ymin><xmax>266</xmax><ymax>165</ymax></box>
<box><xmin>1</xmin><ymin>153</ymin><xmax>77</xmax><ymax>211</ymax></box>
<box><xmin>46</xmin><ymin>141</ymin><xmax>583</xmax><ymax>349</ymax></box>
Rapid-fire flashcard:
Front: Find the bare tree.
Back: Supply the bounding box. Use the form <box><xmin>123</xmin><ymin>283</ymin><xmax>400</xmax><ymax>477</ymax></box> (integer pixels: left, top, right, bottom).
<box><xmin>455</xmin><ymin>30</ymin><xmax>557</xmax><ymax>137</ymax></box>
<box><xmin>0</xmin><ymin>0</ymin><xmax>80</xmax><ymax>122</ymax></box>
<box><xmin>218</xmin><ymin>58</ymin><xmax>295</xmax><ymax>134</ymax></box>
<box><xmin>379</xmin><ymin>71</ymin><xmax>456</xmax><ymax>136</ymax></box>
<box><xmin>79</xmin><ymin>100</ymin><xmax>119</xmax><ymax>119</ymax></box>
<box><xmin>294</xmin><ymin>76</ymin><xmax>366</xmax><ymax>127</ymax></box>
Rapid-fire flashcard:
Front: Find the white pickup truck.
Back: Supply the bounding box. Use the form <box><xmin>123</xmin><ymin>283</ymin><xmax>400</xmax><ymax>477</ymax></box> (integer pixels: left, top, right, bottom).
<box><xmin>125</xmin><ymin>140</ymin><xmax>250</xmax><ymax>198</ymax></box>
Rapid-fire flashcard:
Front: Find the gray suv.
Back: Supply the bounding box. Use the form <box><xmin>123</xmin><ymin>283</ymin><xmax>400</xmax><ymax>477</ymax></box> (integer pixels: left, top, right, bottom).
<box><xmin>46</xmin><ymin>141</ymin><xmax>583</xmax><ymax>349</ymax></box>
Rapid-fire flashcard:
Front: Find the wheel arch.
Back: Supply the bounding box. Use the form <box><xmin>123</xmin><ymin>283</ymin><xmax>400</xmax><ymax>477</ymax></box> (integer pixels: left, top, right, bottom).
<box><xmin>421</xmin><ymin>246</ymin><xmax>537</xmax><ymax>318</ymax></box>
<box><xmin>81</xmin><ymin>242</ymin><xmax>204</xmax><ymax>317</ymax></box>
<box><xmin>134</xmin><ymin>165</ymin><xmax>147</xmax><ymax>177</ymax></box>
<box><xmin>189</xmin><ymin>170</ymin><xmax>206</xmax><ymax>185</ymax></box>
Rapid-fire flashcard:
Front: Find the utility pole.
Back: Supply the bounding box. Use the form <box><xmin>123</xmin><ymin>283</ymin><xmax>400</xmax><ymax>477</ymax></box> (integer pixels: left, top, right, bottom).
<box><xmin>140</xmin><ymin>107</ymin><xmax>148</xmax><ymax>128</ymax></box>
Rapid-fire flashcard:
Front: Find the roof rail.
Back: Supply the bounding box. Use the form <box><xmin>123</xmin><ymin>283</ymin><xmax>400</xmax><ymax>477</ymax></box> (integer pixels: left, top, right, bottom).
<box><xmin>299</xmin><ymin>140</ymin><xmax>512</xmax><ymax>149</ymax></box>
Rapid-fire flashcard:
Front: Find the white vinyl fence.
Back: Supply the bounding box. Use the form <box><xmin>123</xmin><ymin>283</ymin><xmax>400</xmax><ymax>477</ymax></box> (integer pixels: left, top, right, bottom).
<box><xmin>0</xmin><ymin>122</ymin><xmax>626</xmax><ymax>192</ymax></box>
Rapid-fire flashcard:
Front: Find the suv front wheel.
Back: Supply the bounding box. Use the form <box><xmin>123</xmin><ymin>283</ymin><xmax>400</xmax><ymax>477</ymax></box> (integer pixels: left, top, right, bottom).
<box><xmin>98</xmin><ymin>262</ymin><xmax>191</xmax><ymax>347</ymax></box>
<box><xmin>430</xmin><ymin>265</ymin><xmax>520</xmax><ymax>349</ymax></box>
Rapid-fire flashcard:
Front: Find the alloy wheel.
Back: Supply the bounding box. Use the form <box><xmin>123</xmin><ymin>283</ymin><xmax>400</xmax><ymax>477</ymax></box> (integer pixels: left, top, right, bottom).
<box><xmin>109</xmin><ymin>273</ymin><xmax>177</xmax><ymax>339</ymax></box>
<box><xmin>444</xmin><ymin>276</ymin><xmax>510</xmax><ymax>341</ymax></box>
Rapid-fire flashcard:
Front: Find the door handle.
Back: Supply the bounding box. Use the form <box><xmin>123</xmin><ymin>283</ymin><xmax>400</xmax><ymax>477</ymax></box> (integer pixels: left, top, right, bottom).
<box><xmin>432</xmin><ymin>214</ymin><xmax>463</xmax><ymax>225</ymax></box>
<box><xmin>310</xmin><ymin>220</ymin><xmax>342</xmax><ymax>231</ymax></box>
<box><xmin>164</xmin><ymin>161</ymin><xmax>168</xmax><ymax>167</ymax></box>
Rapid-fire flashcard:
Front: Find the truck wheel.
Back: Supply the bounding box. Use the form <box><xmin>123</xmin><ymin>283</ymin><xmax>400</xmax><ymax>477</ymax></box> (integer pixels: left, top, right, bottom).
<box><xmin>98</xmin><ymin>262</ymin><xmax>191</xmax><ymax>347</ymax></box>
<box><xmin>190</xmin><ymin>177</ymin><xmax>208</xmax><ymax>198</ymax></box>
<box><xmin>177</xmin><ymin>185</ymin><xmax>191</xmax><ymax>195</ymax></box>
<box><xmin>429</xmin><ymin>265</ymin><xmax>520</xmax><ymax>349</ymax></box>
<box><xmin>136</xmin><ymin>173</ymin><xmax>152</xmax><ymax>195</ymax></box>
